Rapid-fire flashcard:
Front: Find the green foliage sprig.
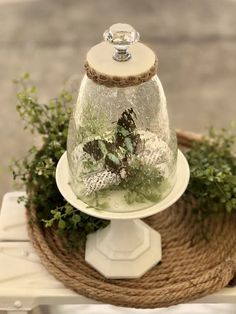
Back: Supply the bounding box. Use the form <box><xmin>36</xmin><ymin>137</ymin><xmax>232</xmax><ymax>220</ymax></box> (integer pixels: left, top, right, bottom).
<box><xmin>11</xmin><ymin>74</ymin><xmax>107</xmax><ymax>248</ymax></box>
<box><xmin>186</xmin><ymin>126</ymin><xmax>236</xmax><ymax>220</ymax></box>
<box><xmin>11</xmin><ymin>74</ymin><xmax>236</xmax><ymax>247</ymax></box>
<box><xmin>121</xmin><ymin>159</ymin><xmax>166</xmax><ymax>204</ymax></box>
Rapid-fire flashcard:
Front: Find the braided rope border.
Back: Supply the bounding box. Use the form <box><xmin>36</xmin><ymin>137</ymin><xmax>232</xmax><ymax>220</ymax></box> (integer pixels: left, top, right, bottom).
<box><xmin>84</xmin><ymin>59</ymin><xmax>158</xmax><ymax>88</ymax></box>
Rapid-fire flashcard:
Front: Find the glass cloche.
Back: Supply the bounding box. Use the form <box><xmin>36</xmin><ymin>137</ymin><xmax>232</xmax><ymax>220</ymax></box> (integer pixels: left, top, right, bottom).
<box><xmin>67</xmin><ymin>23</ymin><xmax>178</xmax><ymax>212</ymax></box>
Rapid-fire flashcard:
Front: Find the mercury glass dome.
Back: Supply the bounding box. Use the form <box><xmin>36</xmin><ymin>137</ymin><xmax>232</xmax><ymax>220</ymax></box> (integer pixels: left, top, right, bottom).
<box><xmin>67</xmin><ymin>24</ymin><xmax>178</xmax><ymax>212</ymax></box>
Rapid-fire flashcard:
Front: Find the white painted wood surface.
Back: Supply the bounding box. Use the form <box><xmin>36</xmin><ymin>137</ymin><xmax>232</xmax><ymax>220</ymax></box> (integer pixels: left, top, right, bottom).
<box><xmin>0</xmin><ymin>192</ymin><xmax>236</xmax><ymax>313</ymax></box>
<box><xmin>86</xmin><ymin>42</ymin><xmax>155</xmax><ymax>77</ymax></box>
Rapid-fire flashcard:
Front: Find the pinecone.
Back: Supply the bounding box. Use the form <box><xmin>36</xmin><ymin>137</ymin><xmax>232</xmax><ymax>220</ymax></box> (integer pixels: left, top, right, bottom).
<box><xmin>84</xmin><ymin>170</ymin><xmax>121</xmax><ymax>195</ymax></box>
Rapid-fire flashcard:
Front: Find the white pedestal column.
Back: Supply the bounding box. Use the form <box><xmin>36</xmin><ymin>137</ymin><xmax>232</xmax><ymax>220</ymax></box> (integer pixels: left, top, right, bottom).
<box><xmin>85</xmin><ymin>219</ymin><xmax>161</xmax><ymax>279</ymax></box>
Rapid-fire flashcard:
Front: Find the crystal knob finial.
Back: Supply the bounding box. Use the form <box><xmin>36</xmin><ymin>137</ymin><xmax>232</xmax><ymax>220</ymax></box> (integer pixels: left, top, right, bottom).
<box><xmin>103</xmin><ymin>23</ymin><xmax>140</xmax><ymax>62</ymax></box>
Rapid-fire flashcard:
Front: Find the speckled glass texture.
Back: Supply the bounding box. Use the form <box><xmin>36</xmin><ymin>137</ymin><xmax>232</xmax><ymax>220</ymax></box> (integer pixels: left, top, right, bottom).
<box><xmin>67</xmin><ymin>74</ymin><xmax>178</xmax><ymax>212</ymax></box>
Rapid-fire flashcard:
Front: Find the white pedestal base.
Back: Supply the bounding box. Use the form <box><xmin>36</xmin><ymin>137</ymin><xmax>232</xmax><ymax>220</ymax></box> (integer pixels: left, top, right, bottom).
<box><xmin>85</xmin><ymin>219</ymin><xmax>161</xmax><ymax>279</ymax></box>
<box><xmin>56</xmin><ymin>150</ymin><xmax>190</xmax><ymax>279</ymax></box>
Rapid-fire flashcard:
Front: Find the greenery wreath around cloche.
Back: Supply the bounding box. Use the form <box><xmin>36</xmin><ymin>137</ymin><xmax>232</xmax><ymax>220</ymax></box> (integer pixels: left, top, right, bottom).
<box><xmin>11</xmin><ymin>74</ymin><xmax>236</xmax><ymax>249</ymax></box>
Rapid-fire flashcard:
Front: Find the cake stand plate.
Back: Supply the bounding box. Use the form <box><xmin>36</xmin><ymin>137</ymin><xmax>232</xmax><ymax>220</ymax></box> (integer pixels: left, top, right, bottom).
<box><xmin>56</xmin><ymin>150</ymin><xmax>190</xmax><ymax>279</ymax></box>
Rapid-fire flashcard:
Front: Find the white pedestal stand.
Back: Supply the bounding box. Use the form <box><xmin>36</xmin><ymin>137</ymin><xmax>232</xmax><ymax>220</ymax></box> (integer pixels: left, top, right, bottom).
<box><xmin>56</xmin><ymin>150</ymin><xmax>190</xmax><ymax>279</ymax></box>
<box><xmin>86</xmin><ymin>219</ymin><xmax>161</xmax><ymax>278</ymax></box>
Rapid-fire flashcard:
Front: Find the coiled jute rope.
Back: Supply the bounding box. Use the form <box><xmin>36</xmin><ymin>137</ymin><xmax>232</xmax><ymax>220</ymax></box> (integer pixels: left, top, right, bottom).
<box><xmin>26</xmin><ymin>130</ymin><xmax>236</xmax><ymax>308</ymax></box>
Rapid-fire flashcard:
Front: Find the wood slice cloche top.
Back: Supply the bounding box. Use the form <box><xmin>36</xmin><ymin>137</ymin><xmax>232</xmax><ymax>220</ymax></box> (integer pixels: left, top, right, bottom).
<box><xmin>85</xmin><ymin>23</ymin><xmax>158</xmax><ymax>88</ymax></box>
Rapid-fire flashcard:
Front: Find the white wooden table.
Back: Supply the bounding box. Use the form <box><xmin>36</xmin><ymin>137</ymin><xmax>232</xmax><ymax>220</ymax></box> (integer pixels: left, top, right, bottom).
<box><xmin>0</xmin><ymin>192</ymin><xmax>236</xmax><ymax>314</ymax></box>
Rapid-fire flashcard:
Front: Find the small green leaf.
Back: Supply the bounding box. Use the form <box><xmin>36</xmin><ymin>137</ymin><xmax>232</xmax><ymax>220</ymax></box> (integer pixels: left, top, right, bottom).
<box><xmin>65</xmin><ymin>204</ymin><xmax>73</xmax><ymax>215</ymax></box>
<box><xmin>58</xmin><ymin>219</ymin><xmax>66</xmax><ymax>229</ymax></box>
<box><xmin>23</xmin><ymin>72</ymin><xmax>30</xmax><ymax>80</ymax></box>
<box><xmin>72</xmin><ymin>214</ymin><xmax>81</xmax><ymax>225</ymax></box>
<box><xmin>30</xmin><ymin>86</ymin><xmax>37</xmax><ymax>93</ymax></box>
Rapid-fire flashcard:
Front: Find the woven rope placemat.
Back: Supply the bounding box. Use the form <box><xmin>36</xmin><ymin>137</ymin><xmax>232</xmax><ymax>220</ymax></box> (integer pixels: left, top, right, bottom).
<box><xmin>26</xmin><ymin>131</ymin><xmax>236</xmax><ymax>308</ymax></box>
